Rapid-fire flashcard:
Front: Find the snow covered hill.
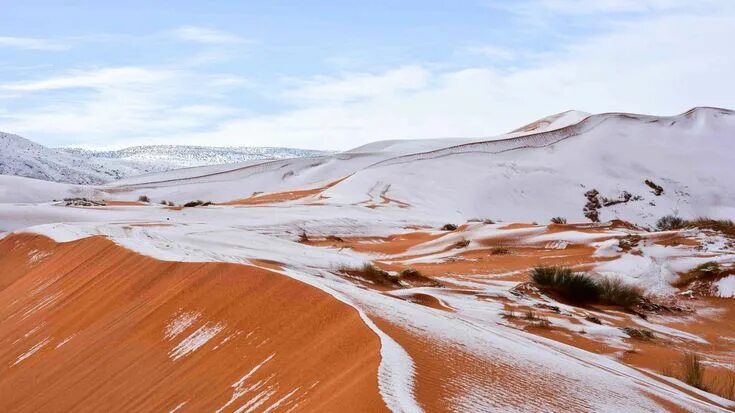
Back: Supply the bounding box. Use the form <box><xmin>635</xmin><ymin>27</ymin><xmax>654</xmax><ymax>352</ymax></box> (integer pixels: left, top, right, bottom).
<box><xmin>87</xmin><ymin>106</ymin><xmax>734</xmax><ymax>227</ymax></box>
<box><xmin>0</xmin><ymin>131</ymin><xmax>154</xmax><ymax>184</ymax></box>
<box><xmin>2</xmin><ymin>107</ymin><xmax>733</xmax><ymax>228</ymax></box>
<box><xmin>0</xmin><ymin>131</ymin><xmax>330</xmax><ymax>184</ymax></box>
<box><xmin>58</xmin><ymin>145</ymin><xmax>330</xmax><ymax>170</ymax></box>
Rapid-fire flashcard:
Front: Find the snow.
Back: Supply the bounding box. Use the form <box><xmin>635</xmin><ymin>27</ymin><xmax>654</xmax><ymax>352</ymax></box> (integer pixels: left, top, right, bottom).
<box><xmin>2</xmin><ymin>107</ymin><xmax>733</xmax><ymax>227</ymax></box>
<box><xmin>216</xmin><ymin>354</ymin><xmax>275</xmax><ymax>413</ymax></box>
<box><xmin>59</xmin><ymin>145</ymin><xmax>330</xmax><ymax>170</ymax></box>
<box><xmin>1</xmin><ymin>130</ymin><xmax>329</xmax><ymax>185</ymax></box>
<box><xmin>169</xmin><ymin>322</ymin><xmax>225</xmax><ymax>361</ymax></box>
<box><xmin>165</xmin><ymin>311</ymin><xmax>201</xmax><ymax>340</ymax></box>
<box><xmin>322</xmin><ymin>108</ymin><xmax>735</xmax><ymax>227</ymax></box>
<box><xmin>715</xmin><ymin>275</ymin><xmax>735</xmax><ymax>297</ymax></box>
<box><xmin>3</xmin><ymin>107</ymin><xmax>735</xmax><ymax>412</ymax></box>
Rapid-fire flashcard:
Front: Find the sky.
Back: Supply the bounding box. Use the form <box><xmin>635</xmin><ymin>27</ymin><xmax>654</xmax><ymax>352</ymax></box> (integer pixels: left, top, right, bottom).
<box><xmin>1</xmin><ymin>0</ymin><xmax>734</xmax><ymax>150</ymax></box>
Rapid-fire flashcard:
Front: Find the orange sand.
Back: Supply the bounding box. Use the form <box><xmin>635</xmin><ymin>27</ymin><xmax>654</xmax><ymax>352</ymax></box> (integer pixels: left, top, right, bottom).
<box><xmin>0</xmin><ymin>234</ymin><xmax>387</xmax><ymax>413</ymax></box>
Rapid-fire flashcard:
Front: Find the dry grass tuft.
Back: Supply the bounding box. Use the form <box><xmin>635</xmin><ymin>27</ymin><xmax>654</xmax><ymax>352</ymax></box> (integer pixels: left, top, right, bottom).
<box><xmin>681</xmin><ymin>352</ymin><xmax>705</xmax><ymax>390</ymax></box>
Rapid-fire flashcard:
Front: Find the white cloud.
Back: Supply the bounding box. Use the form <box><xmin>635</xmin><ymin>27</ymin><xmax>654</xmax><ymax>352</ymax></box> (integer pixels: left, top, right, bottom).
<box><xmin>0</xmin><ymin>36</ymin><xmax>68</xmax><ymax>51</ymax></box>
<box><xmin>2</xmin><ymin>5</ymin><xmax>734</xmax><ymax>150</ymax></box>
<box><xmin>169</xmin><ymin>26</ymin><xmax>249</xmax><ymax>44</ymax></box>
<box><xmin>169</xmin><ymin>9</ymin><xmax>735</xmax><ymax>150</ymax></box>
<box><xmin>0</xmin><ymin>66</ymin><xmax>247</xmax><ymax>147</ymax></box>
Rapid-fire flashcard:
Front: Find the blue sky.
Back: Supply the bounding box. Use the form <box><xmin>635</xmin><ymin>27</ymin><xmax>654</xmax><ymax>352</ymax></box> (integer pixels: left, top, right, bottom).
<box><xmin>1</xmin><ymin>0</ymin><xmax>734</xmax><ymax>149</ymax></box>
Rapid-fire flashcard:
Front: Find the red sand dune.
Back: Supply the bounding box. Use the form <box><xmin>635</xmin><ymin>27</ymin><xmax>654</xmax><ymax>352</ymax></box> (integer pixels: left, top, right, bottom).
<box><xmin>0</xmin><ymin>234</ymin><xmax>386</xmax><ymax>412</ymax></box>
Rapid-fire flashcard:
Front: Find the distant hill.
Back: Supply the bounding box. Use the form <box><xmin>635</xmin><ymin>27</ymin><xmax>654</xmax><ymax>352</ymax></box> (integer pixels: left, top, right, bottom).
<box><xmin>0</xmin><ymin>131</ymin><xmax>330</xmax><ymax>184</ymax></box>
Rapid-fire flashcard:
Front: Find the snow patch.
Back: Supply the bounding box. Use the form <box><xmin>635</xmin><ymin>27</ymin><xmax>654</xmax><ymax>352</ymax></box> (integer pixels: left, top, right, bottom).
<box><xmin>715</xmin><ymin>275</ymin><xmax>735</xmax><ymax>298</ymax></box>
<box><xmin>169</xmin><ymin>322</ymin><xmax>225</xmax><ymax>361</ymax></box>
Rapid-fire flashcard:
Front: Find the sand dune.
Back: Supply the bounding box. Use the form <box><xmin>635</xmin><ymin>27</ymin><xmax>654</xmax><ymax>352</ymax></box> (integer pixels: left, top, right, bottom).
<box><xmin>1</xmin><ymin>108</ymin><xmax>735</xmax><ymax>412</ymax></box>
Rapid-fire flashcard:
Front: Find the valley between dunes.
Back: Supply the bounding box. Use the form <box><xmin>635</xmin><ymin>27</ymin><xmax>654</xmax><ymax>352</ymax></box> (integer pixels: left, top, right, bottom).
<box><xmin>1</xmin><ymin>107</ymin><xmax>735</xmax><ymax>412</ymax></box>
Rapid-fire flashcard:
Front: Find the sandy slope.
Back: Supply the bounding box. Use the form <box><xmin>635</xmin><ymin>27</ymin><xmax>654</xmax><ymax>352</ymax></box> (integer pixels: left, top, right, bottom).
<box><xmin>1</xmin><ymin>219</ymin><xmax>732</xmax><ymax>411</ymax></box>
<box><xmin>0</xmin><ymin>234</ymin><xmax>386</xmax><ymax>413</ymax></box>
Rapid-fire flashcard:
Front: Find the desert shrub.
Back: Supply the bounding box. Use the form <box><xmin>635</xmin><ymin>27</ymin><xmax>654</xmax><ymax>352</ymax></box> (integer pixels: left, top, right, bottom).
<box><xmin>441</xmin><ymin>223</ymin><xmax>458</xmax><ymax>231</ymax></box>
<box><xmin>160</xmin><ymin>200</ymin><xmax>168</xmax><ymax>205</ymax></box>
<box><xmin>597</xmin><ymin>277</ymin><xmax>643</xmax><ymax>308</ymax></box>
<box><xmin>686</xmin><ymin>218</ymin><xmax>735</xmax><ymax>237</ymax></box>
<box><xmin>339</xmin><ymin>263</ymin><xmax>399</xmax><ymax>287</ymax></box>
<box><xmin>530</xmin><ymin>266</ymin><xmax>561</xmax><ymax>286</ymax></box>
<box><xmin>524</xmin><ymin>310</ymin><xmax>540</xmax><ymax>320</ymax></box>
<box><xmin>645</xmin><ymin>179</ymin><xmax>664</xmax><ymax>196</ymax></box>
<box><xmin>167</xmin><ymin>201</ymin><xmax>175</xmax><ymax>207</ymax></box>
<box><xmin>501</xmin><ymin>309</ymin><xmax>518</xmax><ymax>319</ymax></box>
<box><xmin>584</xmin><ymin>315</ymin><xmax>602</xmax><ymax>325</ymax></box>
<box><xmin>694</xmin><ymin>261</ymin><xmax>721</xmax><ymax>273</ymax></box>
<box><xmin>550</xmin><ymin>217</ymin><xmax>567</xmax><ymax>224</ymax></box>
<box><xmin>714</xmin><ymin>370</ymin><xmax>735</xmax><ymax>400</ymax></box>
<box><xmin>663</xmin><ymin>354</ymin><xmax>735</xmax><ymax>400</ymax></box>
<box><xmin>360</xmin><ymin>263</ymin><xmax>391</xmax><ymax>279</ymax></box>
<box><xmin>530</xmin><ymin>266</ymin><xmax>600</xmax><ymax>303</ymax></box>
<box><xmin>399</xmin><ymin>268</ymin><xmax>421</xmax><ymax>278</ymax></box>
<box><xmin>682</xmin><ymin>352</ymin><xmax>705</xmax><ymax>390</ymax></box>
<box><xmin>491</xmin><ymin>247</ymin><xmax>510</xmax><ymax>255</ymax></box>
<box><xmin>183</xmin><ymin>200</ymin><xmax>212</xmax><ymax>208</ymax></box>
<box><xmin>298</xmin><ymin>230</ymin><xmax>310</xmax><ymax>243</ymax></box>
<box><xmin>617</xmin><ymin>235</ymin><xmax>641</xmax><ymax>251</ymax></box>
<box><xmin>524</xmin><ymin>310</ymin><xmax>550</xmax><ymax>327</ymax></box>
<box><xmin>621</xmin><ymin>327</ymin><xmax>654</xmax><ymax>341</ymax></box>
<box><xmin>674</xmin><ymin>259</ymin><xmax>727</xmax><ymax>288</ymax></box>
<box><xmin>656</xmin><ymin>215</ymin><xmax>687</xmax><ymax>231</ymax></box>
<box><xmin>398</xmin><ymin>268</ymin><xmax>442</xmax><ymax>287</ymax></box>
<box><xmin>138</xmin><ymin>195</ymin><xmax>150</xmax><ymax>203</ymax></box>
<box><xmin>453</xmin><ymin>239</ymin><xmax>470</xmax><ymax>249</ymax></box>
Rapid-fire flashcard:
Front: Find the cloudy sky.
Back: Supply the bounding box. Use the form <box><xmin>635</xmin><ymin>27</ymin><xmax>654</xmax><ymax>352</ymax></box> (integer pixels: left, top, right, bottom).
<box><xmin>1</xmin><ymin>0</ymin><xmax>734</xmax><ymax>150</ymax></box>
